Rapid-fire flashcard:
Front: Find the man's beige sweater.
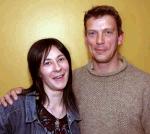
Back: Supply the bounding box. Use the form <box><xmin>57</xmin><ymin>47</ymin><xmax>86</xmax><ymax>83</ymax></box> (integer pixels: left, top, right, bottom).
<box><xmin>73</xmin><ymin>59</ymin><xmax>150</xmax><ymax>134</ymax></box>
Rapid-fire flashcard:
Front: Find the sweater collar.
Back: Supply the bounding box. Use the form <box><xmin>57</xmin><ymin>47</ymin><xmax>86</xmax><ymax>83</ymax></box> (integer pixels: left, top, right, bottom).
<box><xmin>87</xmin><ymin>57</ymin><xmax>128</xmax><ymax>77</ymax></box>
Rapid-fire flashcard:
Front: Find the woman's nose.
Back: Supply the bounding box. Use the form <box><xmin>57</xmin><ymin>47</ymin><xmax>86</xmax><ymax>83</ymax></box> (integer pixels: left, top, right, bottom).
<box><xmin>54</xmin><ymin>62</ymin><xmax>61</xmax><ymax>72</ymax></box>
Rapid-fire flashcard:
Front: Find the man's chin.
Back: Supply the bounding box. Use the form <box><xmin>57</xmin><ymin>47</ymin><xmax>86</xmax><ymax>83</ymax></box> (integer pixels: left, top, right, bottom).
<box><xmin>93</xmin><ymin>56</ymin><xmax>111</xmax><ymax>63</ymax></box>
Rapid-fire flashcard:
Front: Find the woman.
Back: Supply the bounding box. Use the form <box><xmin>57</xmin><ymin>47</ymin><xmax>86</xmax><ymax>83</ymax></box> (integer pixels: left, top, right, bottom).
<box><xmin>0</xmin><ymin>38</ymin><xmax>80</xmax><ymax>134</ymax></box>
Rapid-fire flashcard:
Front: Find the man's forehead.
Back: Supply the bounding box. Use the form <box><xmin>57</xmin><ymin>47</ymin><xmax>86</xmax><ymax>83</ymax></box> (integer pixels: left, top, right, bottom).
<box><xmin>86</xmin><ymin>15</ymin><xmax>117</xmax><ymax>29</ymax></box>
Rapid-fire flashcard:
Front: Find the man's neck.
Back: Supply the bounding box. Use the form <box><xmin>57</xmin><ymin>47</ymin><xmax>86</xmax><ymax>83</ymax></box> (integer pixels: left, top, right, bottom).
<box><xmin>92</xmin><ymin>57</ymin><xmax>123</xmax><ymax>75</ymax></box>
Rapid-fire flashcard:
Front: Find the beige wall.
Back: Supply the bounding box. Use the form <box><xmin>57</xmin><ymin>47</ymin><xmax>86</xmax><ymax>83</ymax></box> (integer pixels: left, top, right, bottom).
<box><xmin>0</xmin><ymin>0</ymin><xmax>150</xmax><ymax>95</ymax></box>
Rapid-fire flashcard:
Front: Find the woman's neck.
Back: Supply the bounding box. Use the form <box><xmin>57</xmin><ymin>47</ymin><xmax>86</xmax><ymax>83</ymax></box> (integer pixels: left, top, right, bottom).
<box><xmin>43</xmin><ymin>89</ymin><xmax>66</xmax><ymax>119</ymax></box>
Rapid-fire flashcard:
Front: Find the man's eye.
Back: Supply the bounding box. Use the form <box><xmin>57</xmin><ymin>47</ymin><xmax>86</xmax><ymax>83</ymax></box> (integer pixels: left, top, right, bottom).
<box><xmin>107</xmin><ymin>31</ymin><xmax>112</xmax><ymax>34</ymax></box>
<box><xmin>89</xmin><ymin>32</ymin><xmax>94</xmax><ymax>35</ymax></box>
<box><xmin>87</xmin><ymin>31</ymin><xmax>96</xmax><ymax>36</ymax></box>
<box><xmin>89</xmin><ymin>32</ymin><xmax>95</xmax><ymax>35</ymax></box>
<box><xmin>104</xmin><ymin>30</ymin><xmax>113</xmax><ymax>35</ymax></box>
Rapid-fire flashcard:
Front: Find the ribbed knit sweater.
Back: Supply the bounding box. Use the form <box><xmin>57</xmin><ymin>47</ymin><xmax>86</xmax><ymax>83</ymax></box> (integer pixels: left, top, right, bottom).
<box><xmin>73</xmin><ymin>58</ymin><xmax>150</xmax><ymax>134</ymax></box>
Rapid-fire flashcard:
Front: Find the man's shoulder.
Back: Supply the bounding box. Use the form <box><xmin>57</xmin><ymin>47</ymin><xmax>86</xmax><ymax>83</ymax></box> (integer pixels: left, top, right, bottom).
<box><xmin>73</xmin><ymin>64</ymin><xmax>88</xmax><ymax>75</ymax></box>
<box><xmin>127</xmin><ymin>63</ymin><xmax>150</xmax><ymax>82</ymax></box>
<box><xmin>128</xmin><ymin>63</ymin><xmax>150</xmax><ymax>75</ymax></box>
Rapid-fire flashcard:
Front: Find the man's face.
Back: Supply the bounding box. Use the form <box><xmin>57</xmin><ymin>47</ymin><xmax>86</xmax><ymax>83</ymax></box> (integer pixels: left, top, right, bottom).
<box><xmin>85</xmin><ymin>15</ymin><xmax>123</xmax><ymax>64</ymax></box>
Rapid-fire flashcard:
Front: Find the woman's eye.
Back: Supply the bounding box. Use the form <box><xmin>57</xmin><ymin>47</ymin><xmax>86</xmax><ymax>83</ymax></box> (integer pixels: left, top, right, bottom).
<box><xmin>43</xmin><ymin>61</ymin><xmax>52</xmax><ymax>65</ymax></box>
<box><xmin>58</xmin><ymin>57</ymin><xmax>65</xmax><ymax>62</ymax></box>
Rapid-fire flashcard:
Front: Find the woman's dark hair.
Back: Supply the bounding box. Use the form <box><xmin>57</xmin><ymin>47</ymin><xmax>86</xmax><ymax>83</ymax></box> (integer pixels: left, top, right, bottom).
<box><xmin>26</xmin><ymin>38</ymin><xmax>78</xmax><ymax>112</ymax></box>
<box><xmin>84</xmin><ymin>5</ymin><xmax>123</xmax><ymax>35</ymax></box>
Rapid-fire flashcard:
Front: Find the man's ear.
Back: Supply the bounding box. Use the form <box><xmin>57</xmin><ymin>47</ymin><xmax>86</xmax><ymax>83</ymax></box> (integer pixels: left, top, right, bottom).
<box><xmin>84</xmin><ymin>34</ymin><xmax>88</xmax><ymax>46</ymax></box>
<box><xmin>84</xmin><ymin>34</ymin><xmax>92</xmax><ymax>59</ymax></box>
<box><xmin>118</xmin><ymin>32</ymin><xmax>124</xmax><ymax>46</ymax></box>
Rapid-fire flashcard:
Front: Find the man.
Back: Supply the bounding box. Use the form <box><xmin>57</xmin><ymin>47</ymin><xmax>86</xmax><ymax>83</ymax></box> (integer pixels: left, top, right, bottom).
<box><xmin>1</xmin><ymin>5</ymin><xmax>150</xmax><ymax>134</ymax></box>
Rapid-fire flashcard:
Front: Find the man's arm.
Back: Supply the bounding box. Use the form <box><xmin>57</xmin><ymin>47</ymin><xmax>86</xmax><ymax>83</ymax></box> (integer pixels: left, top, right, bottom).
<box><xmin>0</xmin><ymin>87</ymin><xmax>23</xmax><ymax>107</ymax></box>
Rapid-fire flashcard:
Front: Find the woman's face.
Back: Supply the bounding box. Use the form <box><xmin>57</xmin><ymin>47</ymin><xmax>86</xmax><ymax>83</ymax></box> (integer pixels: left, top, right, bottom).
<box><xmin>39</xmin><ymin>45</ymin><xmax>69</xmax><ymax>92</ymax></box>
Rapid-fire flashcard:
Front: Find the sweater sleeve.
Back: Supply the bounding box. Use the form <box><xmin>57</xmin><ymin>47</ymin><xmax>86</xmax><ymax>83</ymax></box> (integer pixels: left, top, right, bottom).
<box><xmin>141</xmin><ymin>79</ymin><xmax>150</xmax><ymax>134</ymax></box>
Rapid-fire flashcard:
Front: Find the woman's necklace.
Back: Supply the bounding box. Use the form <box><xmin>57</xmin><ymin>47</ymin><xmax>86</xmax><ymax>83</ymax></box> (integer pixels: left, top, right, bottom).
<box><xmin>55</xmin><ymin>118</ymin><xmax>60</xmax><ymax>129</ymax></box>
<box><xmin>38</xmin><ymin>104</ymin><xmax>69</xmax><ymax>133</ymax></box>
<box><xmin>47</xmin><ymin>105</ymin><xmax>66</xmax><ymax>118</ymax></box>
<box><xmin>47</xmin><ymin>105</ymin><xmax>66</xmax><ymax>129</ymax></box>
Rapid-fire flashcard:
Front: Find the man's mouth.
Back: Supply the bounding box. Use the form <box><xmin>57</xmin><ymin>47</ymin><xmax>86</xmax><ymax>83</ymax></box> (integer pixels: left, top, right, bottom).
<box><xmin>95</xmin><ymin>48</ymin><xmax>107</xmax><ymax>53</ymax></box>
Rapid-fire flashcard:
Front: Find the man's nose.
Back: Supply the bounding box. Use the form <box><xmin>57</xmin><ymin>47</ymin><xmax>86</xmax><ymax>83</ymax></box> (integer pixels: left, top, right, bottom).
<box><xmin>96</xmin><ymin>33</ymin><xmax>104</xmax><ymax>45</ymax></box>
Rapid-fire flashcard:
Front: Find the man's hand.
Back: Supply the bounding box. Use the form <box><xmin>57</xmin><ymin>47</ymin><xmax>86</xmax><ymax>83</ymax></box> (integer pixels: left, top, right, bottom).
<box><xmin>0</xmin><ymin>87</ymin><xmax>23</xmax><ymax>107</ymax></box>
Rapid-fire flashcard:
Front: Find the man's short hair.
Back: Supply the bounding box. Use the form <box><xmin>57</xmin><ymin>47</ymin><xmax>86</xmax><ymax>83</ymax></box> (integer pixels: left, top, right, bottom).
<box><xmin>84</xmin><ymin>5</ymin><xmax>123</xmax><ymax>35</ymax></box>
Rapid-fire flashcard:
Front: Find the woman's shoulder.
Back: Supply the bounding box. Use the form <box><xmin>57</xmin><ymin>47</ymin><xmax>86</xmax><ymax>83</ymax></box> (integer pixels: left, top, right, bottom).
<box><xmin>0</xmin><ymin>90</ymin><xmax>36</xmax><ymax>117</ymax></box>
<box><xmin>0</xmin><ymin>94</ymin><xmax>25</xmax><ymax>116</ymax></box>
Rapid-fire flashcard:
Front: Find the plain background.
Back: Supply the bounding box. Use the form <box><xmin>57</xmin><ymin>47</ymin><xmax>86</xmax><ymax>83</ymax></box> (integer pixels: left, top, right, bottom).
<box><xmin>0</xmin><ymin>0</ymin><xmax>150</xmax><ymax>95</ymax></box>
